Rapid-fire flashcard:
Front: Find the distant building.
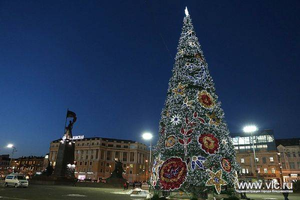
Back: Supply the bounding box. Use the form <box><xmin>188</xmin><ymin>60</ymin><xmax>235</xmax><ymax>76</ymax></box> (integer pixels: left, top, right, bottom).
<box><xmin>232</xmin><ymin>130</ymin><xmax>281</xmax><ymax>183</ymax></box>
<box><xmin>0</xmin><ymin>154</ymin><xmax>11</xmax><ymax>178</ymax></box>
<box><xmin>49</xmin><ymin>137</ymin><xmax>150</xmax><ymax>182</ymax></box>
<box><xmin>276</xmin><ymin>138</ymin><xmax>300</xmax><ymax>182</ymax></box>
<box><xmin>11</xmin><ymin>156</ymin><xmax>46</xmax><ymax>178</ymax></box>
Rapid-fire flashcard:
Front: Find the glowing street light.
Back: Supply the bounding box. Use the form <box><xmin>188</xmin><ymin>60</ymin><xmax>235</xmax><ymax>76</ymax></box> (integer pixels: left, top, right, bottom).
<box><xmin>243</xmin><ymin>125</ymin><xmax>258</xmax><ymax>133</ymax></box>
<box><xmin>142</xmin><ymin>132</ymin><xmax>153</xmax><ymax>140</ymax></box>
<box><xmin>6</xmin><ymin>143</ymin><xmax>17</xmax><ymax>173</ymax></box>
<box><xmin>243</xmin><ymin>125</ymin><xmax>259</xmax><ymax>180</ymax></box>
<box><xmin>142</xmin><ymin>132</ymin><xmax>153</xmax><ymax>181</ymax></box>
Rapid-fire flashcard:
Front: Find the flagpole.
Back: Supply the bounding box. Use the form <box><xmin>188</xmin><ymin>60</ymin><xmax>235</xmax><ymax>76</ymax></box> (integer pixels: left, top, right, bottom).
<box><xmin>64</xmin><ymin>108</ymin><xmax>69</xmax><ymax>136</ymax></box>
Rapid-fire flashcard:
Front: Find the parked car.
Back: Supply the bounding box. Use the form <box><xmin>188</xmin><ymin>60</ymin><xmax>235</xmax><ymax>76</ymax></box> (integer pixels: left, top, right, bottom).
<box><xmin>4</xmin><ymin>173</ymin><xmax>28</xmax><ymax>188</ymax></box>
<box><xmin>129</xmin><ymin>188</ymin><xmax>152</xmax><ymax>199</ymax></box>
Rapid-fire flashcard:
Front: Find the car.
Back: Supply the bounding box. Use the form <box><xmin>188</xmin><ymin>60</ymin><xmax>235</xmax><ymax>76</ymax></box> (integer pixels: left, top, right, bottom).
<box><xmin>129</xmin><ymin>188</ymin><xmax>152</xmax><ymax>199</ymax></box>
<box><xmin>4</xmin><ymin>173</ymin><xmax>28</xmax><ymax>188</ymax></box>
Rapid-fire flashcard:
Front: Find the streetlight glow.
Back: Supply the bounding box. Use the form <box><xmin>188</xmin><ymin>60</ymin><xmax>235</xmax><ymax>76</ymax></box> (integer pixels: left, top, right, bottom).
<box><xmin>142</xmin><ymin>132</ymin><xmax>153</xmax><ymax>140</ymax></box>
<box><xmin>243</xmin><ymin>125</ymin><xmax>258</xmax><ymax>133</ymax></box>
<box><xmin>7</xmin><ymin>144</ymin><xmax>14</xmax><ymax>148</ymax></box>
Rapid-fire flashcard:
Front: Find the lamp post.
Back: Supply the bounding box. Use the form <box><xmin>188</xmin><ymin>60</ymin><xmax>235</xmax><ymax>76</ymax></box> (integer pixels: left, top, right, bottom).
<box><xmin>142</xmin><ymin>132</ymin><xmax>153</xmax><ymax>181</ymax></box>
<box><xmin>7</xmin><ymin>144</ymin><xmax>17</xmax><ymax>173</ymax></box>
<box><xmin>243</xmin><ymin>125</ymin><xmax>259</xmax><ymax>181</ymax></box>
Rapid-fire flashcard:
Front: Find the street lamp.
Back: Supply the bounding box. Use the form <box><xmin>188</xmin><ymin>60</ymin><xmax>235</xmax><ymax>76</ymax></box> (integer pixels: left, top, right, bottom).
<box><xmin>142</xmin><ymin>132</ymin><xmax>153</xmax><ymax>181</ymax></box>
<box><xmin>6</xmin><ymin>144</ymin><xmax>17</xmax><ymax>173</ymax></box>
<box><xmin>243</xmin><ymin>125</ymin><xmax>259</xmax><ymax>180</ymax></box>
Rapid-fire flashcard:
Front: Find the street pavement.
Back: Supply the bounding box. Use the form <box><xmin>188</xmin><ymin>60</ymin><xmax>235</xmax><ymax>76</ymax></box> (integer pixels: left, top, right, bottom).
<box><xmin>0</xmin><ymin>184</ymin><xmax>300</xmax><ymax>200</ymax></box>
<box><xmin>0</xmin><ymin>184</ymin><xmax>133</xmax><ymax>200</ymax></box>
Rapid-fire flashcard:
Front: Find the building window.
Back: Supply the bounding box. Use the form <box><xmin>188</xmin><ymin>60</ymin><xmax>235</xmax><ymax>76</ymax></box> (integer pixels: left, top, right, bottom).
<box><xmin>116</xmin><ymin>145</ymin><xmax>121</xmax><ymax>148</ymax></box>
<box><xmin>262</xmin><ymin>157</ymin><xmax>266</xmax><ymax>164</ymax></box>
<box><xmin>106</xmin><ymin>163</ymin><xmax>109</xmax><ymax>167</ymax></box>
<box><xmin>297</xmin><ymin>162</ymin><xmax>300</xmax><ymax>169</ymax></box>
<box><xmin>115</xmin><ymin>152</ymin><xmax>120</xmax><ymax>160</ymax></box>
<box><xmin>242</xmin><ymin>168</ymin><xmax>245</xmax><ymax>174</ymax></box>
<box><xmin>101</xmin><ymin>151</ymin><xmax>104</xmax><ymax>160</ymax></box>
<box><xmin>269</xmin><ymin>157</ymin><xmax>274</xmax><ymax>162</ymax></box>
<box><xmin>290</xmin><ymin>162</ymin><xmax>295</xmax><ymax>169</ymax></box>
<box><xmin>85</xmin><ymin>162</ymin><xmax>87</xmax><ymax>165</ymax></box>
<box><xmin>241</xmin><ymin>158</ymin><xmax>245</xmax><ymax>163</ymax></box>
<box><xmin>287</xmin><ymin>152</ymin><xmax>291</xmax><ymax>157</ymax></box>
<box><xmin>107</xmin><ymin>151</ymin><xmax>111</xmax><ymax>161</ymax></box>
<box><xmin>80</xmin><ymin>162</ymin><xmax>82</xmax><ymax>166</ymax></box>
<box><xmin>264</xmin><ymin>168</ymin><xmax>268</xmax><ymax>173</ymax></box>
<box><xmin>102</xmin><ymin>143</ymin><xmax>106</xmax><ymax>146</ymax></box>
<box><xmin>130</xmin><ymin>152</ymin><xmax>135</xmax><ymax>162</ymax></box>
<box><xmin>282</xmin><ymin>162</ymin><xmax>286</xmax><ymax>169</ymax></box>
<box><xmin>257</xmin><ymin>168</ymin><xmax>260</xmax><ymax>173</ymax></box>
<box><xmin>293</xmin><ymin>152</ymin><xmax>296</xmax><ymax>157</ymax></box>
<box><xmin>90</xmin><ymin>162</ymin><xmax>92</xmax><ymax>165</ymax></box>
<box><xmin>271</xmin><ymin>168</ymin><xmax>275</xmax><ymax>173</ymax></box>
<box><xmin>255</xmin><ymin>158</ymin><xmax>259</xmax><ymax>162</ymax></box>
<box><xmin>124</xmin><ymin>145</ymin><xmax>128</xmax><ymax>148</ymax></box>
<box><xmin>123</xmin><ymin>152</ymin><xmax>127</xmax><ymax>162</ymax></box>
<box><xmin>108</xmin><ymin>144</ymin><xmax>114</xmax><ymax>147</ymax></box>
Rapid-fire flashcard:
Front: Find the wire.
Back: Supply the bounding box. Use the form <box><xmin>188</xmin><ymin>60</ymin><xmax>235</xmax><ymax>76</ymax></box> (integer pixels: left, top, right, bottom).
<box><xmin>145</xmin><ymin>1</ymin><xmax>174</xmax><ymax>60</ymax></box>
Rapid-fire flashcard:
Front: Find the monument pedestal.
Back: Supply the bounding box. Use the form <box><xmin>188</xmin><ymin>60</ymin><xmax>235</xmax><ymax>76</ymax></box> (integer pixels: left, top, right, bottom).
<box><xmin>54</xmin><ymin>141</ymin><xmax>75</xmax><ymax>178</ymax></box>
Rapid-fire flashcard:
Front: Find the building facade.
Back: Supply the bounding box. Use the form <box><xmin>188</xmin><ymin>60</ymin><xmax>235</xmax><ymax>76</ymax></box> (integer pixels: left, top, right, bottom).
<box><xmin>49</xmin><ymin>137</ymin><xmax>150</xmax><ymax>182</ymax></box>
<box><xmin>276</xmin><ymin>138</ymin><xmax>300</xmax><ymax>182</ymax></box>
<box><xmin>232</xmin><ymin>130</ymin><xmax>281</xmax><ymax>183</ymax></box>
<box><xmin>11</xmin><ymin>156</ymin><xmax>46</xmax><ymax>178</ymax></box>
<box><xmin>0</xmin><ymin>155</ymin><xmax>11</xmax><ymax>178</ymax></box>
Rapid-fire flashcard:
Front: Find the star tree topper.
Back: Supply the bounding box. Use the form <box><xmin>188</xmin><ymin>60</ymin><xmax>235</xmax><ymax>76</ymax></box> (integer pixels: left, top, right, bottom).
<box><xmin>205</xmin><ymin>169</ymin><xmax>227</xmax><ymax>194</ymax></box>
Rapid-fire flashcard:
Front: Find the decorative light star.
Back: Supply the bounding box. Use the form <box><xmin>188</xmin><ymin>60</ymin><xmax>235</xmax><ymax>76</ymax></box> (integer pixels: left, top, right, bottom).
<box><xmin>205</xmin><ymin>169</ymin><xmax>227</xmax><ymax>194</ymax></box>
<box><xmin>171</xmin><ymin>114</ymin><xmax>181</xmax><ymax>126</ymax></box>
<box><xmin>173</xmin><ymin>83</ymin><xmax>186</xmax><ymax>96</ymax></box>
<box><xmin>221</xmin><ymin>139</ymin><xmax>228</xmax><ymax>145</ymax></box>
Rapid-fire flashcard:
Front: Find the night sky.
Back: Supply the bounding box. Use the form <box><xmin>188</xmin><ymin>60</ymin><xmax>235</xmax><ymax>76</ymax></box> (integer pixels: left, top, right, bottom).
<box><xmin>0</xmin><ymin>1</ymin><xmax>299</xmax><ymax>157</ymax></box>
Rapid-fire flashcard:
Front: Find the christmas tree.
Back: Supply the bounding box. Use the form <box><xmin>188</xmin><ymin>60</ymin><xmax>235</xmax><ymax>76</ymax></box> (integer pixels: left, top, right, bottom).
<box><xmin>151</xmin><ymin>8</ymin><xmax>239</xmax><ymax>197</ymax></box>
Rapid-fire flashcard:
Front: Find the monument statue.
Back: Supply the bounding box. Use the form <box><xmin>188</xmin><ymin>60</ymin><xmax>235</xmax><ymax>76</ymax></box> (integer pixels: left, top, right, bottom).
<box><xmin>106</xmin><ymin>158</ymin><xmax>127</xmax><ymax>186</ymax></box>
<box><xmin>62</xmin><ymin>110</ymin><xmax>77</xmax><ymax>140</ymax></box>
<box><xmin>53</xmin><ymin>110</ymin><xmax>77</xmax><ymax>178</ymax></box>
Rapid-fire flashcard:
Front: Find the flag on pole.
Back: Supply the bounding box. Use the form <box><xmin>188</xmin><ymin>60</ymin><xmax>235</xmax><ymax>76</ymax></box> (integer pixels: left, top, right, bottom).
<box><xmin>66</xmin><ymin>110</ymin><xmax>77</xmax><ymax>120</ymax></box>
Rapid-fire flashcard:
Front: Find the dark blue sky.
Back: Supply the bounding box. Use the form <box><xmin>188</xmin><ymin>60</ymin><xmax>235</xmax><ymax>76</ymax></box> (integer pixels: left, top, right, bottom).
<box><xmin>0</xmin><ymin>1</ymin><xmax>299</xmax><ymax>157</ymax></box>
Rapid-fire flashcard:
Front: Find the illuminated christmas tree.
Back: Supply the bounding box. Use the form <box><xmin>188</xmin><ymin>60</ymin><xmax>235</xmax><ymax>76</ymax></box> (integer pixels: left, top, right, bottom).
<box><xmin>151</xmin><ymin>8</ymin><xmax>239</xmax><ymax>198</ymax></box>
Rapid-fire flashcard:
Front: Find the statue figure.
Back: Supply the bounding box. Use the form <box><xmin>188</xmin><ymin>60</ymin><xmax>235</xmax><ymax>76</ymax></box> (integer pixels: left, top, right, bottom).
<box><xmin>62</xmin><ymin>112</ymin><xmax>77</xmax><ymax>140</ymax></box>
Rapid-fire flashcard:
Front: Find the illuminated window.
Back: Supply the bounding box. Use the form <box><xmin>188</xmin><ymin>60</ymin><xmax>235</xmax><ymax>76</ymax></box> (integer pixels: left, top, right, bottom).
<box><xmin>241</xmin><ymin>158</ymin><xmax>245</xmax><ymax>163</ymax></box>
<box><xmin>266</xmin><ymin>135</ymin><xmax>274</xmax><ymax>142</ymax></box>
<box><xmin>232</xmin><ymin>138</ymin><xmax>239</xmax><ymax>145</ymax></box>
<box><xmin>242</xmin><ymin>168</ymin><xmax>246</xmax><ymax>174</ymax></box>
<box><xmin>269</xmin><ymin>157</ymin><xmax>274</xmax><ymax>162</ymax></box>
<box><xmin>264</xmin><ymin>168</ymin><xmax>268</xmax><ymax>173</ymax></box>
<box><xmin>271</xmin><ymin>168</ymin><xmax>275</xmax><ymax>173</ymax></box>
<box><xmin>257</xmin><ymin>168</ymin><xmax>260</xmax><ymax>173</ymax></box>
